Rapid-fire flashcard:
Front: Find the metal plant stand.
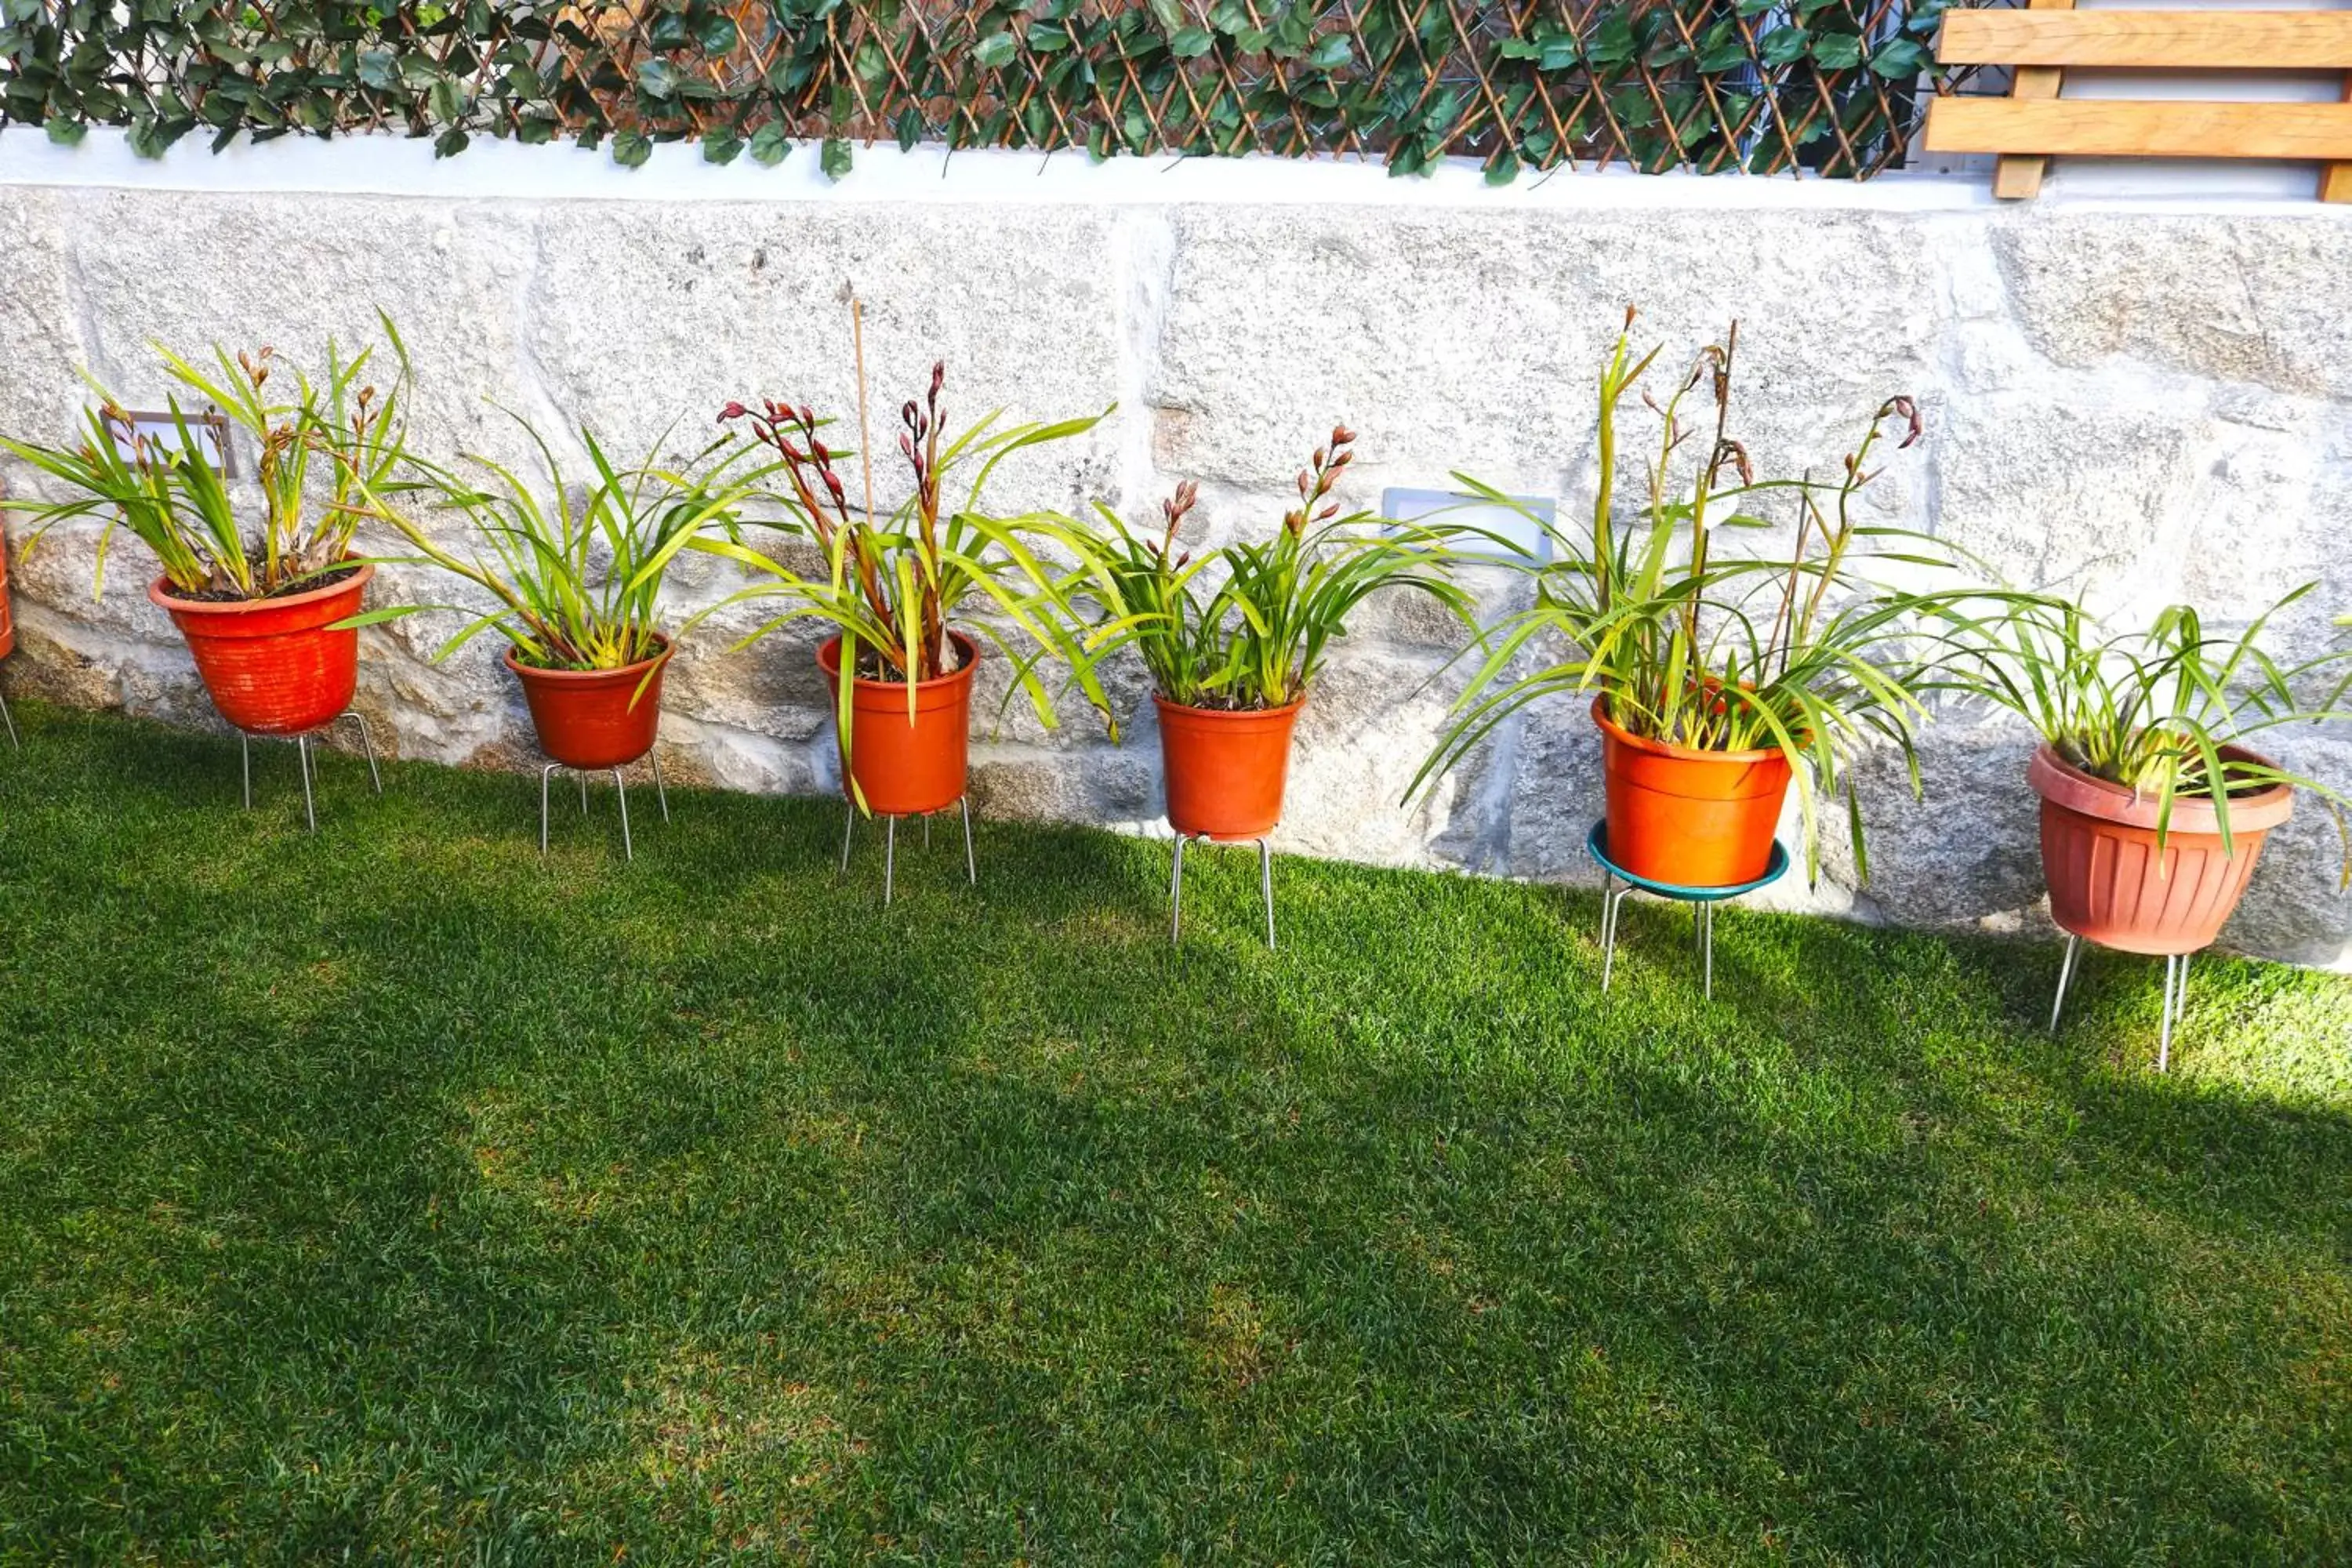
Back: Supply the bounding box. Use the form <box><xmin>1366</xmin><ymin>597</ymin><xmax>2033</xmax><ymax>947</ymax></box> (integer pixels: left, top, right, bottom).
<box><xmin>240</xmin><ymin>710</ymin><xmax>383</xmax><ymax>832</ymax></box>
<box><xmin>840</xmin><ymin>796</ymin><xmax>975</xmax><ymax>905</ymax></box>
<box><xmin>539</xmin><ymin>753</ymin><xmax>669</xmax><ymax>861</ymax></box>
<box><xmin>1587</xmin><ymin>822</ymin><xmax>1790</xmax><ymax>999</ymax></box>
<box><xmin>2048</xmin><ymin>933</ymin><xmax>2194</xmax><ymax>1072</ymax></box>
<box><xmin>1169</xmin><ymin>833</ymin><xmax>1277</xmax><ymax>950</ymax></box>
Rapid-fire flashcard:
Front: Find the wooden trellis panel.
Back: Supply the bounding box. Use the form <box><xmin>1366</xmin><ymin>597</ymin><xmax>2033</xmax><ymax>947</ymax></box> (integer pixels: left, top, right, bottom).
<box><xmin>1925</xmin><ymin>8</ymin><xmax>2352</xmax><ymax>200</ymax></box>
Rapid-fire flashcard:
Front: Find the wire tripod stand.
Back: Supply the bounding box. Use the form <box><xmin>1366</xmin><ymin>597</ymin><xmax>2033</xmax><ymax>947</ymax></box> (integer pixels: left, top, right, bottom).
<box><xmin>238</xmin><ymin>710</ymin><xmax>383</xmax><ymax>830</ymax></box>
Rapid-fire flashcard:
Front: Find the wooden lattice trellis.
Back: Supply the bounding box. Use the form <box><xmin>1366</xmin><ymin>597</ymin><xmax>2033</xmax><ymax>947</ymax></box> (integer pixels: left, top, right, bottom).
<box><xmin>1</xmin><ymin>1</ymin><xmax>1984</xmax><ymax>180</ymax></box>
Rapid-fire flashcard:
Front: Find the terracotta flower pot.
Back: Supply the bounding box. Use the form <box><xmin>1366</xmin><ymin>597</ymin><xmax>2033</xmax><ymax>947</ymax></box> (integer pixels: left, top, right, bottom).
<box><xmin>2028</xmin><ymin>742</ymin><xmax>2292</xmax><ymax>956</ymax></box>
<box><xmin>506</xmin><ymin>637</ymin><xmax>670</xmax><ymax>771</ymax></box>
<box><xmin>150</xmin><ymin>564</ymin><xmax>372</xmax><ymax>735</ymax></box>
<box><xmin>1156</xmin><ymin>693</ymin><xmax>1305</xmax><ymax>840</ymax></box>
<box><xmin>1594</xmin><ymin>696</ymin><xmax>1791</xmax><ymax>887</ymax></box>
<box><xmin>817</xmin><ymin>631</ymin><xmax>978</xmax><ymax>817</ymax></box>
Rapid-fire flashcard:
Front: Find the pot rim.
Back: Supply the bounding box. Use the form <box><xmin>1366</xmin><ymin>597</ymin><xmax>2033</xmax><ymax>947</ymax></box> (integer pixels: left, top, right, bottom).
<box><xmin>1153</xmin><ymin>691</ymin><xmax>1308</xmax><ymax>722</ymax></box>
<box><xmin>816</xmin><ymin>629</ymin><xmax>979</xmax><ymax>693</ymax></box>
<box><xmin>148</xmin><ymin>561</ymin><xmax>374</xmax><ymax>616</ymax></box>
<box><xmin>2027</xmin><ymin>741</ymin><xmax>2293</xmax><ymax>834</ymax></box>
<box><xmin>1590</xmin><ymin>695</ymin><xmax>1786</xmax><ymax>766</ymax></box>
<box><xmin>503</xmin><ymin>631</ymin><xmax>673</xmax><ymax>685</ymax></box>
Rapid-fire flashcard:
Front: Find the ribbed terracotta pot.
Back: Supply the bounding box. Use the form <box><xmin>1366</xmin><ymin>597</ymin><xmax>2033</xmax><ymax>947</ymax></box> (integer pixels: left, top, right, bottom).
<box><xmin>1594</xmin><ymin>697</ymin><xmax>1791</xmax><ymax>887</ymax></box>
<box><xmin>151</xmin><ymin>564</ymin><xmax>371</xmax><ymax>735</ymax></box>
<box><xmin>818</xmin><ymin>631</ymin><xmax>978</xmax><ymax>818</ymax></box>
<box><xmin>507</xmin><ymin>637</ymin><xmax>670</xmax><ymax>771</ymax></box>
<box><xmin>1156</xmin><ymin>694</ymin><xmax>1305</xmax><ymax>841</ymax></box>
<box><xmin>2029</xmin><ymin>742</ymin><xmax>2292</xmax><ymax>956</ymax></box>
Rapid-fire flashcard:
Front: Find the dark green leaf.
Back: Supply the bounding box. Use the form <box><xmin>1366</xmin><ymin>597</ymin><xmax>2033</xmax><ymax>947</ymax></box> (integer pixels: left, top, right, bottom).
<box><xmin>749</xmin><ymin>121</ymin><xmax>791</xmax><ymax>165</ymax></box>
<box><xmin>1809</xmin><ymin>32</ymin><xmax>1862</xmax><ymax>70</ymax></box>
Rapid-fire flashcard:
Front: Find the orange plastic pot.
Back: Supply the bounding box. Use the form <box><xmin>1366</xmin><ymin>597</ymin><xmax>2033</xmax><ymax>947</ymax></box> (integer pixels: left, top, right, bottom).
<box><xmin>150</xmin><ymin>564</ymin><xmax>372</xmax><ymax>735</ymax></box>
<box><xmin>1594</xmin><ymin>697</ymin><xmax>1791</xmax><ymax>887</ymax></box>
<box><xmin>2028</xmin><ymin>743</ymin><xmax>2292</xmax><ymax>956</ymax></box>
<box><xmin>1156</xmin><ymin>694</ymin><xmax>1305</xmax><ymax>840</ymax></box>
<box><xmin>0</xmin><ymin>527</ymin><xmax>15</xmax><ymax>660</ymax></box>
<box><xmin>818</xmin><ymin>631</ymin><xmax>978</xmax><ymax>817</ymax></box>
<box><xmin>506</xmin><ymin>637</ymin><xmax>670</xmax><ymax>771</ymax></box>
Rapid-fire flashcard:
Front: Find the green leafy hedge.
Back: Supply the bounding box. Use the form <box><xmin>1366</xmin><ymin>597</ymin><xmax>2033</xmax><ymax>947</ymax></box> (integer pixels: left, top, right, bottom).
<box><xmin>1</xmin><ymin>0</ymin><xmax>1962</xmax><ymax>180</ymax></box>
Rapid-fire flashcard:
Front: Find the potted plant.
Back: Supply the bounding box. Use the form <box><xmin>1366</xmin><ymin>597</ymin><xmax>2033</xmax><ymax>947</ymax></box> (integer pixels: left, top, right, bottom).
<box><xmin>1962</xmin><ymin>589</ymin><xmax>2351</xmax><ymax>954</ymax></box>
<box><xmin>338</xmin><ymin>415</ymin><xmax>759</xmax><ymax>772</ymax></box>
<box><xmin>1068</xmin><ymin>426</ymin><xmax>1474</xmax><ymax>842</ymax></box>
<box><xmin>691</xmin><ymin>310</ymin><xmax>1108</xmax><ymax>822</ymax></box>
<box><xmin>0</xmin><ymin>330</ymin><xmax>405</xmax><ymax>735</ymax></box>
<box><xmin>1414</xmin><ymin>310</ymin><xmax>1967</xmax><ymax>887</ymax></box>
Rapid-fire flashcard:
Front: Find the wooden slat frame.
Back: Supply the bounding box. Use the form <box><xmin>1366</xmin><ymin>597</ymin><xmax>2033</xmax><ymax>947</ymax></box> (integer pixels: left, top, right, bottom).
<box><xmin>1940</xmin><ymin>2</ymin><xmax>2352</xmax><ymax>201</ymax></box>
<box><xmin>1939</xmin><ymin>11</ymin><xmax>2352</xmax><ymax>68</ymax></box>
<box><xmin>1926</xmin><ymin>98</ymin><xmax>2352</xmax><ymax>160</ymax></box>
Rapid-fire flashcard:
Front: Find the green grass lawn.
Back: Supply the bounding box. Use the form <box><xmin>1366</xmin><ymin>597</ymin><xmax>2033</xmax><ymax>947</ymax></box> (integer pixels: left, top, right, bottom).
<box><xmin>2</xmin><ymin>700</ymin><xmax>2349</xmax><ymax>1564</ymax></box>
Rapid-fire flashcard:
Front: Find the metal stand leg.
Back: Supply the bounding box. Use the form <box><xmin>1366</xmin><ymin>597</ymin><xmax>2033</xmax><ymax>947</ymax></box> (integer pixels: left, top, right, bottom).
<box><xmin>1171</xmin><ymin>833</ymin><xmax>1187</xmax><ymax>945</ymax></box>
<box><xmin>1258</xmin><ymin>837</ymin><xmax>1276</xmax><ymax>951</ymax></box>
<box><xmin>960</xmin><ymin>797</ymin><xmax>976</xmax><ymax>885</ymax></box>
<box><xmin>0</xmin><ymin>686</ymin><xmax>17</xmax><ymax>750</ymax></box>
<box><xmin>341</xmin><ymin>710</ymin><xmax>383</xmax><ymax>794</ymax></box>
<box><xmin>1599</xmin><ymin>874</ymin><xmax>1628</xmax><ymax>994</ymax></box>
<box><xmin>241</xmin><ymin>732</ymin><xmax>254</xmax><ymax>810</ymax></box>
<box><xmin>1700</xmin><ymin>902</ymin><xmax>1715</xmax><ymax>1000</ymax></box>
<box><xmin>884</xmin><ymin>815</ymin><xmax>898</xmax><ymax>906</ymax></box>
<box><xmin>579</xmin><ymin>771</ymin><xmax>590</xmax><ymax>814</ymax></box>
<box><xmin>652</xmin><ymin>753</ymin><xmax>670</xmax><ymax>822</ymax></box>
<box><xmin>2049</xmin><ymin>934</ymin><xmax>2081</xmax><ymax>1033</ymax></box>
<box><xmin>540</xmin><ymin>763</ymin><xmax>561</xmax><ymax>855</ymax></box>
<box><xmin>295</xmin><ymin>735</ymin><xmax>318</xmax><ymax>833</ymax></box>
<box><xmin>2158</xmin><ymin>952</ymin><xmax>2189</xmax><ymax>1073</ymax></box>
<box><xmin>923</xmin><ymin>813</ymin><xmax>931</xmax><ymax>849</ymax></box>
<box><xmin>612</xmin><ymin>768</ymin><xmax>633</xmax><ymax>862</ymax></box>
<box><xmin>840</xmin><ymin>802</ymin><xmax>857</xmax><ymax>874</ymax></box>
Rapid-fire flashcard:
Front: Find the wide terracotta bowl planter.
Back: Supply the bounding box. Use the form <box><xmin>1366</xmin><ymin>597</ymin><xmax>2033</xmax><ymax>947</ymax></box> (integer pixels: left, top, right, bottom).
<box><xmin>2028</xmin><ymin>742</ymin><xmax>2292</xmax><ymax>956</ymax></box>
<box><xmin>1594</xmin><ymin>697</ymin><xmax>1791</xmax><ymax>887</ymax></box>
<box><xmin>1156</xmin><ymin>693</ymin><xmax>1305</xmax><ymax>841</ymax></box>
<box><xmin>506</xmin><ymin>637</ymin><xmax>670</xmax><ymax>771</ymax></box>
<box><xmin>150</xmin><ymin>564</ymin><xmax>372</xmax><ymax>735</ymax></box>
<box><xmin>817</xmin><ymin>631</ymin><xmax>978</xmax><ymax>818</ymax></box>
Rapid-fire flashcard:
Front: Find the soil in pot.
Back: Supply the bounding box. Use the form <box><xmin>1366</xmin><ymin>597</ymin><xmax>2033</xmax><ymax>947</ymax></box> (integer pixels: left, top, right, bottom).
<box><xmin>2029</xmin><ymin>743</ymin><xmax>2292</xmax><ymax>955</ymax></box>
<box><xmin>818</xmin><ymin>631</ymin><xmax>978</xmax><ymax>818</ymax></box>
<box><xmin>507</xmin><ymin>637</ymin><xmax>671</xmax><ymax>771</ymax></box>
<box><xmin>1594</xmin><ymin>697</ymin><xmax>1791</xmax><ymax>887</ymax></box>
<box><xmin>1156</xmin><ymin>694</ymin><xmax>1305</xmax><ymax>841</ymax></box>
<box><xmin>150</xmin><ymin>564</ymin><xmax>372</xmax><ymax>735</ymax></box>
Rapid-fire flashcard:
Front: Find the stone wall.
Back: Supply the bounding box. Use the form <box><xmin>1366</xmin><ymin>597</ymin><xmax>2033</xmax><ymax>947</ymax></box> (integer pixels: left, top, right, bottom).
<box><xmin>3</xmin><ymin>143</ymin><xmax>2350</xmax><ymax>963</ymax></box>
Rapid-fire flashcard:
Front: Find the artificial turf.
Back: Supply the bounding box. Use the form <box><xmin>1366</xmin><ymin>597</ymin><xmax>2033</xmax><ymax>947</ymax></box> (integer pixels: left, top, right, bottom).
<box><xmin>1</xmin><ymin>698</ymin><xmax>2348</xmax><ymax>1564</ymax></box>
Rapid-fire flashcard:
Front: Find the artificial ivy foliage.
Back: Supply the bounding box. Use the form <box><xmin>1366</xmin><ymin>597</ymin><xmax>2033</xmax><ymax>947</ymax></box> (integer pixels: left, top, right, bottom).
<box><xmin>0</xmin><ymin>0</ymin><xmax>1959</xmax><ymax>180</ymax></box>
